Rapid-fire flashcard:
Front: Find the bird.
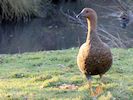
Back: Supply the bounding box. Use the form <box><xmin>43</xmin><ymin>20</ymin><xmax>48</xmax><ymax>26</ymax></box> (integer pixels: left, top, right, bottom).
<box><xmin>76</xmin><ymin>8</ymin><xmax>113</xmax><ymax>97</ymax></box>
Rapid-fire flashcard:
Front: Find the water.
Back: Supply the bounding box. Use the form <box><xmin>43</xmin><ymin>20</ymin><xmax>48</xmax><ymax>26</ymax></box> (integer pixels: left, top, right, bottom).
<box><xmin>0</xmin><ymin>17</ymin><xmax>85</xmax><ymax>54</ymax></box>
<box><xmin>0</xmin><ymin>0</ymin><xmax>133</xmax><ymax>54</ymax></box>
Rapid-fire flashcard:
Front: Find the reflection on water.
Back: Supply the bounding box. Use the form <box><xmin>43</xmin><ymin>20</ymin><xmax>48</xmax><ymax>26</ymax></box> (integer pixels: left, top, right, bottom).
<box><xmin>0</xmin><ymin>18</ymin><xmax>85</xmax><ymax>54</ymax></box>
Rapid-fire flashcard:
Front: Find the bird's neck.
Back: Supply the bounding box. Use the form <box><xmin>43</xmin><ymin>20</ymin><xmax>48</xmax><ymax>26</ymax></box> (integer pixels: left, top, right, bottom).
<box><xmin>87</xmin><ymin>17</ymin><xmax>97</xmax><ymax>32</ymax></box>
<box><xmin>86</xmin><ymin>17</ymin><xmax>100</xmax><ymax>43</ymax></box>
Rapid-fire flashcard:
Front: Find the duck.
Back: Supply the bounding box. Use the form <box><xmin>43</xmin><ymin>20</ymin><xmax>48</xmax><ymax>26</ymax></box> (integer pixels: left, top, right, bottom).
<box><xmin>76</xmin><ymin>8</ymin><xmax>113</xmax><ymax>97</ymax></box>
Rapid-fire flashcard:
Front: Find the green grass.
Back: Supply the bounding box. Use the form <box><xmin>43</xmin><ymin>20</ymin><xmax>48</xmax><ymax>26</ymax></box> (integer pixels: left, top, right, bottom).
<box><xmin>0</xmin><ymin>48</ymin><xmax>133</xmax><ymax>100</ymax></box>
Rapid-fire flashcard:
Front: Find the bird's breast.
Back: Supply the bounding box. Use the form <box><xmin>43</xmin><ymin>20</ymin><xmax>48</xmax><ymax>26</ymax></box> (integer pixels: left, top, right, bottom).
<box><xmin>77</xmin><ymin>43</ymin><xmax>112</xmax><ymax>75</ymax></box>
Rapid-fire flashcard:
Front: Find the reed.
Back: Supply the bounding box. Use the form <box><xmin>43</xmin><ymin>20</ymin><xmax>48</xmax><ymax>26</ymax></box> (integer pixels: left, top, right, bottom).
<box><xmin>0</xmin><ymin>0</ymin><xmax>50</xmax><ymax>21</ymax></box>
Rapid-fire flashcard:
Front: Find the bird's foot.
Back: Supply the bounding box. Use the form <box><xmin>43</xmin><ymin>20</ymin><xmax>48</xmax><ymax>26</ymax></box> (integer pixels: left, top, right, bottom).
<box><xmin>89</xmin><ymin>85</ymin><xmax>103</xmax><ymax>97</ymax></box>
<box><xmin>94</xmin><ymin>85</ymin><xmax>103</xmax><ymax>96</ymax></box>
<box><xmin>90</xmin><ymin>89</ymin><xmax>96</xmax><ymax>97</ymax></box>
<box><xmin>99</xmin><ymin>82</ymin><xmax>106</xmax><ymax>89</ymax></box>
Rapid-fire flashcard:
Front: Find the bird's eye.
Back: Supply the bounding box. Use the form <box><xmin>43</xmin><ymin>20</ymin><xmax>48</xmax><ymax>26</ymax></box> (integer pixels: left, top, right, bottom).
<box><xmin>86</xmin><ymin>11</ymin><xmax>89</xmax><ymax>13</ymax></box>
<box><xmin>122</xmin><ymin>17</ymin><xmax>126</xmax><ymax>20</ymax></box>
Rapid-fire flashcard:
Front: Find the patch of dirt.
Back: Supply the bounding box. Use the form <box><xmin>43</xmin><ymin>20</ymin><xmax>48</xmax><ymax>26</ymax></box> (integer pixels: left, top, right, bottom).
<box><xmin>58</xmin><ymin>84</ymin><xmax>78</xmax><ymax>90</ymax></box>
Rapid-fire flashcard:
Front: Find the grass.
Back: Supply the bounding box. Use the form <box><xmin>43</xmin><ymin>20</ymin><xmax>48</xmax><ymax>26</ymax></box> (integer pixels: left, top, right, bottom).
<box><xmin>0</xmin><ymin>48</ymin><xmax>133</xmax><ymax>100</ymax></box>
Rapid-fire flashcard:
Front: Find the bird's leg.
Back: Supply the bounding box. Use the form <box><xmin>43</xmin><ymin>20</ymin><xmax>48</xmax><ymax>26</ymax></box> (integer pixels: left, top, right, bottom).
<box><xmin>88</xmin><ymin>79</ymin><xmax>95</xmax><ymax>96</ymax></box>
<box><xmin>86</xmin><ymin>75</ymin><xmax>95</xmax><ymax>97</ymax></box>
<box><xmin>94</xmin><ymin>74</ymin><xmax>104</xmax><ymax>96</ymax></box>
<box><xmin>99</xmin><ymin>74</ymin><xmax>103</xmax><ymax>85</ymax></box>
<box><xmin>99</xmin><ymin>74</ymin><xmax>106</xmax><ymax>87</ymax></box>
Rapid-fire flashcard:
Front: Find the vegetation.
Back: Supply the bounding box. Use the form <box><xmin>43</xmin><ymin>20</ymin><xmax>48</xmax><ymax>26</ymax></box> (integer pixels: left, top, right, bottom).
<box><xmin>0</xmin><ymin>0</ymin><xmax>83</xmax><ymax>22</ymax></box>
<box><xmin>0</xmin><ymin>0</ymin><xmax>50</xmax><ymax>21</ymax></box>
<box><xmin>0</xmin><ymin>48</ymin><xmax>133</xmax><ymax>99</ymax></box>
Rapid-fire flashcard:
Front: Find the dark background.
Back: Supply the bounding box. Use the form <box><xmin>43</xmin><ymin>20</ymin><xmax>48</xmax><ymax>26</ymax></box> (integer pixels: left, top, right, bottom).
<box><xmin>0</xmin><ymin>0</ymin><xmax>133</xmax><ymax>54</ymax></box>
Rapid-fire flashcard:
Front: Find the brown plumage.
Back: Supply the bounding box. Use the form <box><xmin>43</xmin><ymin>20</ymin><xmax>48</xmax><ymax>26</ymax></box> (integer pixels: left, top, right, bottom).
<box><xmin>76</xmin><ymin>8</ymin><xmax>113</xmax><ymax>96</ymax></box>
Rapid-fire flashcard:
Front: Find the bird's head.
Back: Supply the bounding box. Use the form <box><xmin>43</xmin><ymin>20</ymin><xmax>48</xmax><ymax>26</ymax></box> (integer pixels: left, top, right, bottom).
<box><xmin>76</xmin><ymin>8</ymin><xmax>97</xmax><ymax>19</ymax></box>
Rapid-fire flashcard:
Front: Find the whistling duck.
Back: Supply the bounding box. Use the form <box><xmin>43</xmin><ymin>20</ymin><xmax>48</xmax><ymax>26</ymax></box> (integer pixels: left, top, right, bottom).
<box><xmin>76</xmin><ymin>8</ymin><xmax>113</xmax><ymax>97</ymax></box>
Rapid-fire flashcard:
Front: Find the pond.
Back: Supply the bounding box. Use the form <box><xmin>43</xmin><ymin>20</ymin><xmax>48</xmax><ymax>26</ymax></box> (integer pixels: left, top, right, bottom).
<box><xmin>0</xmin><ymin>17</ymin><xmax>85</xmax><ymax>54</ymax></box>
